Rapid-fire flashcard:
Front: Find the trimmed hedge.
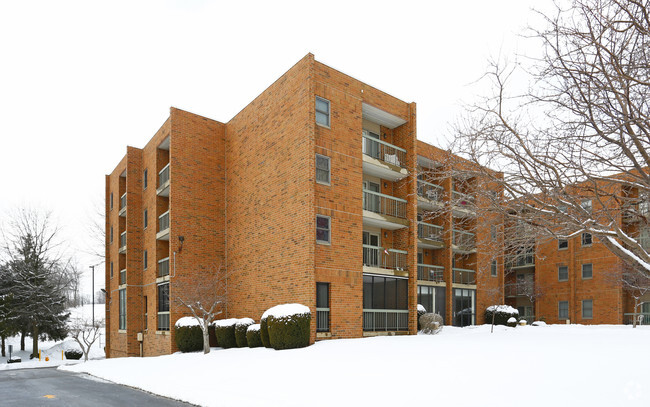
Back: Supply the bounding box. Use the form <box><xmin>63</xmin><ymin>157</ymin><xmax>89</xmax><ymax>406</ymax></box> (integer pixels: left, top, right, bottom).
<box><xmin>485</xmin><ymin>305</ymin><xmax>519</xmax><ymax>326</ymax></box>
<box><xmin>267</xmin><ymin>312</ymin><xmax>311</xmax><ymax>350</ymax></box>
<box><xmin>175</xmin><ymin>325</ymin><xmax>204</xmax><ymax>352</ymax></box>
<box><xmin>213</xmin><ymin>319</ymin><xmax>238</xmax><ymax>349</ymax></box>
<box><xmin>235</xmin><ymin>318</ymin><xmax>255</xmax><ymax>348</ymax></box>
<box><xmin>246</xmin><ymin>324</ymin><xmax>262</xmax><ymax>348</ymax></box>
<box><xmin>417</xmin><ymin>304</ymin><xmax>427</xmax><ymax>331</ymax></box>
<box><xmin>260</xmin><ymin>317</ymin><xmax>272</xmax><ymax>348</ymax></box>
<box><xmin>64</xmin><ymin>349</ymin><xmax>83</xmax><ymax>360</ymax></box>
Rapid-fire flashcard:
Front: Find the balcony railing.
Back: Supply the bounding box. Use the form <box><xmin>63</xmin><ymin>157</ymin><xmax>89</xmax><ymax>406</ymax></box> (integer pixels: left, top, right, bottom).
<box><xmin>362</xmin><ymin>132</ymin><xmax>406</xmax><ymax>168</ymax></box>
<box><xmin>159</xmin><ymin>211</ymin><xmax>170</xmax><ymax>233</ymax></box>
<box><xmin>417</xmin><ymin>179</ymin><xmax>444</xmax><ymax>202</ymax></box>
<box><xmin>504</xmin><ymin>283</ymin><xmax>534</xmax><ymax>297</ymax></box>
<box><xmin>120</xmin><ymin>193</ymin><xmax>127</xmax><ymax>210</ymax></box>
<box><xmin>363</xmin><ymin>309</ymin><xmax>408</xmax><ymax>331</ymax></box>
<box><xmin>452</xmin><ymin>190</ymin><xmax>475</xmax><ymax>208</ymax></box>
<box><xmin>507</xmin><ymin>253</ymin><xmax>535</xmax><ymax>268</ymax></box>
<box><xmin>418</xmin><ymin>221</ymin><xmax>443</xmax><ymax>242</ymax></box>
<box><xmin>363</xmin><ymin>190</ymin><xmax>407</xmax><ymax>219</ymax></box>
<box><xmin>452</xmin><ymin>230</ymin><xmax>475</xmax><ymax>251</ymax></box>
<box><xmin>452</xmin><ymin>267</ymin><xmax>476</xmax><ymax>285</ymax></box>
<box><xmin>119</xmin><ymin>269</ymin><xmax>126</xmax><ymax>285</ymax></box>
<box><xmin>316</xmin><ymin>308</ymin><xmax>330</xmax><ymax>332</ymax></box>
<box><xmin>363</xmin><ymin>245</ymin><xmax>408</xmax><ymax>271</ymax></box>
<box><xmin>417</xmin><ymin>264</ymin><xmax>444</xmax><ymax>283</ymax></box>
<box><xmin>158</xmin><ymin>257</ymin><xmax>170</xmax><ymax>278</ymax></box>
<box><xmin>624</xmin><ymin>313</ymin><xmax>650</xmax><ymax>325</ymax></box>
<box><xmin>159</xmin><ymin>163</ymin><xmax>170</xmax><ymax>187</ymax></box>
<box><xmin>119</xmin><ymin>232</ymin><xmax>126</xmax><ymax>250</ymax></box>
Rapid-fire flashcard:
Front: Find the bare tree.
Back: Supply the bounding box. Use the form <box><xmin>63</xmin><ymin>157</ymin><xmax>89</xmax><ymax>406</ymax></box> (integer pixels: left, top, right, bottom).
<box><xmin>175</xmin><ymin>264</ymin><xmax>227</xmax><ymax>354</ymax></box>
<box><xmin>449</xmin><ymin>0</ymin><xmax>650</xmax><ymax>286</ymax></box>
<box><xmin>68</xmin><ymin>317</ymin><xmax>103</xmax><ymax>361</ymax></box>
<box><xmin>619</xmin><ymin>265</ymin><xmax>650</xmax><ymax>327</ymax></box>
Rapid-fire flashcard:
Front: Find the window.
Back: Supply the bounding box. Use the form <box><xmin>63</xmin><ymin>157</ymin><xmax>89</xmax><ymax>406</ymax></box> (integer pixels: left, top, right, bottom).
<box><xmin>143</xmin><ymin>250</ymin><xmax>148</xmax><ymax>270</ymax></box>
<box><xmin>491</xmin><ymin>260</ymin><xmax>497</xmax><ymax>277</ymax></box>
<box><xmin>157</xmin><ymin>283</ymin><xmax>170</xmax><ymax>331</ymax></box>
<box><xmin>315</xmin><ymin>96</ymin><xmax>330</xmax><ymax>127</ymax></box>
<box><xmin>581</xmin><ymin>232</ymin><xmax>592</xmax><ymax>246</ymax></box>
<box><xmin>558</xmin><ymin>265</ymin><xmax>568</xmax><ymax>281</ymax></box>
<box><xmin>143</xmin><ymin>169</ymin><xmax>148</xmax><ymax>189</ymax></box>
<box><xmin>316</xmin><ymin>282</ymin><xmax>330</xmax><ymax>332</ymax></box>
<box><xmin>558</xmin><ymin>239</ymin><xmax>568</xmax><ymax>250</ymax></box>
<box><xmin>558</xmin><ymin>301</ymin><xmax>569</xmax><ymax>319</ymax></box>
<box><xmin>110</xmin><ymin>262</ymin><xmax>114</xmax><ymax>278</ymax></box>
<box><xmin>491</xmin><ymin>225</ymin><xmax>497</xmax><ymax>241</ymax></box>
<box><xmin>110</xmin><ymin>226</ymin><xmax>113</xmax><ymax>243</ymax></box>
<box><xmin>144</xmin><ymin>209</ymin><xmax>148</xmax><ymax>229</ymax></box>
<box><xmin>315</xmin><ymin>154</ymin><xmax>331</xmax><ymax>185</ymax></box>
<box><xmin>316</xmin><ymin>215</ymin><xmax>330</xmax><ymax>244</ymax></box>
<box><xmin>582</xmin><ymin>299</ymin><xmax>593</xmax><ymax>319</ymax></box>
<box><xmin>119</xmin><ymin>288</ymin><xmax>126</xmax><ymax>330</ymax></box>
<box><xmin>110</xmin><ymin>192</ymin><xmax>113</xmax><ymax>210</ymax></box>
<box><xmin>581</xmin><ymin>199</ymin><xmax>592</xmax><ymax>214</ymax></box>
<box><xmin>582</xmin><ymin>263</ymin><xmax>593</xmax><ymax>279</ymax></box>
<box><xmin>363</xmin><ymin>275</ymin><xmax>408</xmax><ymax>310</ymax></box>
<box><xmin>144</xmin><ymin>296</ymin><xmax>148</xmax><ymax>331</ymax></box>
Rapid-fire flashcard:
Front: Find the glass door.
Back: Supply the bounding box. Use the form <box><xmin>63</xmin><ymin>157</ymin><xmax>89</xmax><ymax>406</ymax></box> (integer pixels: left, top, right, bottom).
<box><xmin>363</xmin><ymin>231</ymin><xmax>380</xmax><ymax>267</ymax></box>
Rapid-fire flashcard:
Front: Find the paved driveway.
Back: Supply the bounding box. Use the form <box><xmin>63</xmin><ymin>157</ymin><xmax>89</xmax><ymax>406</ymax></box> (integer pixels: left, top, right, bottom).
<box><xmin>0</xmin><ymin>367</ymin><xmax>196</xmax><ymax>406</ymax></box>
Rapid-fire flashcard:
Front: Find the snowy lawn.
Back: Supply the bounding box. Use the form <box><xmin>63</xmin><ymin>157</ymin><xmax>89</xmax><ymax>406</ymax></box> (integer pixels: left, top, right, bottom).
<box><xmin>0</xmin><ymin>304</ymin><xmax>105</xmax><ymax>371</ymax></box>
<box><xmin>61</xmin><ymin>324</ymin><xmax>650</xmax><ymax>407</ymax></box>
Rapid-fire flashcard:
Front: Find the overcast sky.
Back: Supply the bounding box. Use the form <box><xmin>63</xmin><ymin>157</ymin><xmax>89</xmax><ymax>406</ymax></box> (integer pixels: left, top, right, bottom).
<box><xmin>0</xmin><ymin>0</ymin><xmax>545</xmax><ymax>294</ymax></box>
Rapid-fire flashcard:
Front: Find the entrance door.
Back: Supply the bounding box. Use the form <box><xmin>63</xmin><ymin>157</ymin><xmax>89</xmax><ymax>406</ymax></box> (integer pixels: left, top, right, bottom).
<box><xmin>363</xmin><ymin>181</ymin><xmax>381</xmax><ymax>213</ymax></box>
<box><xmin>453</xmin><ymin>288</ymin><xmax>475</xmax><ymax>327</ymax></box>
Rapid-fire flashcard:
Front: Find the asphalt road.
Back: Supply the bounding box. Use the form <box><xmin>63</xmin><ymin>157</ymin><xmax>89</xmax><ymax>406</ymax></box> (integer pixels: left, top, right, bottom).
<box><xmin>0</xmin><ymin>367</ymin><xmax>196</xmax><ymax>406</ymax></box>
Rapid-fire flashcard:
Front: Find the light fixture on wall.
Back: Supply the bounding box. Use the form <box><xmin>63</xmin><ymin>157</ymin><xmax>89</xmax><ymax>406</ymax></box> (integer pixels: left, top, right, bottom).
<box><xmin>178</xmin><ymin>235</ymin><xmax>185</xmax><ymax>252</ymax></box>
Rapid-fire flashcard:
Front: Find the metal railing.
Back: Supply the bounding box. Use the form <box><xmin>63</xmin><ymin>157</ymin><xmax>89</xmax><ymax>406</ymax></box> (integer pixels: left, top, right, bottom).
<box><xmin>363</xmin><ymin>190</ymin><xmax>407</xmax><ymax>219</ymax></box>
<box><xmin>119</xmin><ymin>232</ymin><xmax>126</xmax><ymax>249</ymax></box>
<box><xmin>158</xmin><ymin>163</ymin><xmax>170</xmax><ymax>187</ymax></box>
<box><xmin>363</xmin><ymin>245</ymin><xmax>408</xmax><ymax>270</ymax></box>
<box><xmin>417</xmin><ymin>179</ymin><xmax>444</xmax><ymax>202</ymax></box>
<box><xmin>158</xmin><ymin>257</ymin><xmax>170</xmax><ymax>278</ymax></box>
<box><xmin>316</xmin><ymin>308</ymin><xmax>330</xmax><ymax>332</ymax></box>
<box><xmin>362</xmin><ymin>132</ymin><xmax>406</xmax><ymax>168</ymax></box>
<box><xmin>504</xmin><ymin>283</ymin><xmax>534</xmax><ymax>297</ymax></box>
<box><xmin>417</xmin><ymin>264</ymin><xmax>444</xmax><ymax>282</ymax></box>
<box><xmin>157</xmin><ymin>312</ymin><xmax>170</xmax><ymax>331</ymax></box>
<box><xmin>119</xmin><ymin>269</ymin><xmax>126</xmax><ymax>285</ymax></box>
<box><xmin>452</xmin><ymin>230</ymin><xmax>475</xmax><ymax>250</ymax></box>
<box><xmin>452</xmin><ymin>267</ymin><xmax>476</xmax><ymax>284</ymax></box>
<box><xmin>418</xmin><ymin>221</ymin><xmax>443</xmax><ymax>242</ymax></box>
<box><xmin>506</xmin><ymin>252</ymin><xmax>535</xmax><ymax>268</ymax></box>
<box><xmin>624</xmin><ymin>313</ymin><xmax>650</xmax><ymax>325</ymax></box>
<box><xmin>159</xmin><ymin>211</ymin><xmax>170</xmax><ymax>232</ymax></box>
<box><xmin>363</xmin><ymin>309</ymin><xmax>409</xmax><ymax>331</ymax></box>
<box><xmin>452</xmin><ymin>190</ymin><xmax>475</xmax><ymax>208</ymax></box>
<box><xmin>120</xmin><ymin>193</ymin><xmax>127</xmax><ymax>210</ymax></box>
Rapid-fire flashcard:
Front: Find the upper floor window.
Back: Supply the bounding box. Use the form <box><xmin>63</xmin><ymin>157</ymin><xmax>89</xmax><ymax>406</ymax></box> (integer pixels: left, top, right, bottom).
<box><xmin>491</xmin><ymin>260</ymin><xmax>497</xmax><ymax>277</ymax></box>
<box><xmin>144</xmin><ymin>209</ymin><xmax>148</xmax><ymax>229</ymax></box>
<box><xmin>581</xmin><ymin>232</ymin><xmax>592</xmax><ymax>246</ymax></box>
<box><xmin>558</xmin><ymin>265</ymin><xmax>568</xmax><ymax>281</ymax></box>
<box><xmin>558</xmin><ymin>301</ymin><xmax>569</xmax><ymax>319</ymax></box>
<box><xmin>316</xmin><ymin>215</ymin><xmax>331</xmax><ymax>244</ymax></box>
<box><xmin>144</xmin><ymin>250</ymin><xmax>148</xmax><ymax>270</ymax></box>
<box><xmin>582</xmin><ymin>263</ymin><xmax>593</xmax><ymax>279</ymax></box>
<box><xmin>581</xmin><ymin>199</ymin><xmax>592</xmax><ymax>214</ymax></box>
<box><xmin>110</xmin><ymin>226</ymin><xmax>114</xmax><ymax>243</ymax></box>
<box><xmin>558</xmin><ymin>238</ymin><xmax>568</xmax><ymax>250</ymax></box>
<box><xmin>315</xmin><ymin>96</ymin><xmax>330</xmax><ymax>127</ymax></box>
<box><xmin>110</xmin><ymin>192</ymin><xmax>114</xmax><ymax>210</ymax></box>
<box><xmin>316</xmin><ymin>154</ymin><xmax>331</xmax><ymax>185</ymax></box>
<box><xmin>491</xmin><ymin>225</ymin><xmax>497</xmax><ymax>241</ymax></box>
<box><xmin>582</xmin><ymin>299</ymin><xmax>593</xmax><ymax>319</ymax></box>
<box><xmin>144</xmin><ymin>169</ymin><xmax>148</xmax><ymax>189</ymax></box>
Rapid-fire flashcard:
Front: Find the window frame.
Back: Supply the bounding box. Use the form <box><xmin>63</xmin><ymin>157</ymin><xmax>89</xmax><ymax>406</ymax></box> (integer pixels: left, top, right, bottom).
<box><xmin>558</xmin><ymin>300</ymin><xmax>569</xmax><ymax>320</ymax></box>
<box><xmin>581</xmin><ymin>232</ymin><xmax>592</xmax><ymax>246</ymax></box>
<box><xmin>143</xmin><ymin>250</ymin><xmax>148</xmax><ymax>270</ymax></box>
<box><xmin>110</xmin><ymin>192</ymin><xmax>113</xmax><ymax>210</ymax></box>
<box><xmin>316</xmin><ymin>282</ymin><xmax>330</xmax><ymax>333</ymax></box>
<box><xmin>315</xmin><ymin>96</ymin><xmax>330</xmax><ymax>127</ymax></box>
<box><xmin>581</xmin><ymin>199</ymin><xmax>592</xmax><ymax>214</ymax></box>
<box><xmin>491</xmin><ymin>260</ymin><xmax>497</xmax><ymax>277</ymax></box>
<box><xmin>110</xmin><ymin>226</ymin><xmax>113</xmax><ymax>243</ymax></box>
<box><xmin>315</xmin><ymin>153</ymin><xmax>331</xmax><ymax>185</ymax></box>
<box><xmin>143</xmin><ymin>169</ymin><xmax>148</xmax><ymax>190</ymax></box>
<box><xmin>316</xmin><ymin>214</ymin><xmax>331</xmax><ymax>245</ymax></box>
<box><xmin>582</xmin><ymin>263</ymin><xmax>593</xmax><ymax>279</ymax></box>
<box><xmin>119</xmin><ymin>288</ymin><xmax>126</xmax><ymax>330</ymax></box>
<box><xmin>144</xmin><ymin>208</ymin><xmax>148</xmax><ymax>229</ymax></box>
<box><xmin>110</xmin><ymin>262</ymin><xmax>114</xmax><ymax>279</ymax></box>
<box><xmin>157</xmin><ymin>282</ymin><xmax>170</xmax><ymax>331</ymax></box>
<box><xmin>558</xmin><ymin>265</ymin><xmax>569</xmax><ymax>282</ymax></box>
<box><xmin>582</xmin><ymin>299</ymin><xmax>593</xmax><ymax>319</ymax></box>
<box><xmin>558</xmin><ymin>238</ymin><xmax>568</xmax><ymax>250</ymax></box>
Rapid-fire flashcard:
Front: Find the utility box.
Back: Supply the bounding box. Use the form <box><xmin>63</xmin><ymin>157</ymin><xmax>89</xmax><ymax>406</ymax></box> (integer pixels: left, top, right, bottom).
<box><xmin>137</xmin><ymin>332</ymin><xmax>143</xmax><ymax>342</ymax></box>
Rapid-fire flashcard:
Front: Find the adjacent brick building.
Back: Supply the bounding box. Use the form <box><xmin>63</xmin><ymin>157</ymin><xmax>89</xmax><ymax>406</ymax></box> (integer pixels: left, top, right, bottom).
<box><xmin>104</xmin><ymin>54</ymin><xmax>504</xmax><ymax>357</ymax></box>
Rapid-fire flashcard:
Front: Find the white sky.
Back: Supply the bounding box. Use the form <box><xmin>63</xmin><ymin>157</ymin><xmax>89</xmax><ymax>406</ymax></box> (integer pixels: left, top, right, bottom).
<box><xmin>0</xmin><ymin>0</ymin><xmax>546</xmax><ymax>294</ymax></box>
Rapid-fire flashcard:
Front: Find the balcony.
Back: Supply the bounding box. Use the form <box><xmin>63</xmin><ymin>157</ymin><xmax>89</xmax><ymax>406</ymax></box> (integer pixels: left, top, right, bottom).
<box><xmin>624</xmin><ymin>313</ymin><xmax>650</xmax><ymax>325</ymax></box>
<box><xmin>361</xmin><ymin>132</ymin><xmax>408</xmax><ymax>181</ymax></box>
<box><xmin>118</xmin><ymin>232</ymin><xmax>126</xmax><ymax>254</ymax></box>
<box><xmin>452</xmin><ymin>267</ymin><xmax>476</xmax><ymax>285</ymax></box>
<box><xmin>417</xmin><ymin>179</ymin><xmax>444</xmax><ymax>211</ymax></box>
<box><xmin>452</xmin><ymin>190</ymin><xmax>476</xmax><ymax>217</ymax></box>
<box><xmin>119</xmin><ymin>193</ymin><xmax>127</xmax><ymax>217</ymax></box>
<box><xmin>362</xmin><ymin>309</ymin><xmax>408</xmax><ymax>332</ymax></box>
<box><xmin>505</xmin><ymin>282</ymin><xmax>535</xmax><ymax>297</ymax></box>
<box><xmin>157</xmin><ymin>163</ymin><xmax>170</xmax><ymax>197</ymax></box>
<box><xmin>119</xmin><ymin>269</ymin><xmax>126</xmax><ymax>285</ymax></box>
<box><xmin>417</xmin><ymin>264</ymin><xmax>444</xmax><ymax>283</ymax></box>
<box><xmin>506</xmin><ymin>252</ymin><xmax>535</xmax><ymax>269</ymax></box>
<box><xmin>417</xmin><ymin>221</ymin><xmax>444</xmax><ymax>249</ymax></box>
<box><xmin>452</xmin><ymin>230</ymin><xmax>476</xmax><ymax>253</ymax></box>
<box><xmin>157</xmin><ymin>211</ymin><xmax>170</xmax><ymax>240</ymax></box>
<box><xmin>363</xmin><ymin>245</ymin><xmax>408</xmax><ymax>272</ymax></box>
<box><xmin>362</xmin><ymin>190</ymin><xmax>408</xmax><ymax>230</ymax></box>
<box><xmin>158</xmin><ymin>257</ymin><xmax>170</xmax><ymax>278</ymax></box>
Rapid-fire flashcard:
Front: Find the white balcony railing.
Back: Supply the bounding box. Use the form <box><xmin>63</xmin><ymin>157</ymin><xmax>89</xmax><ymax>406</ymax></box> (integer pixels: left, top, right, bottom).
<box><xmin>120</xmin><ymin>193</ymin><xmax>127</xmax><ymax>210</ymax></box>
<box><xmin>452</xmin><ymin>229</ymin><xmax>475</xmax><ymax>251</ymax></box>
<box><xmin>158</xmin><ymin>257</ymin><xmax>170</xmax><ymax>278</ymax></box>
<box><xmin>363</xmin><ymin>245</ymin><xmax>408</xmax><ymax>271</ymax></box>
<box><xmin>418</xmin><ymin>221</ymin><xmax>443</xmax><ymax>242</ymax></box>
<box><xmin>417</xmin><ymin>179</ymin><xmax>444</xmax><ymax>202</ymax></box>
<box><xmin>417</xmin><ymin>264</ymin><xmax>444</xmax><ymax>283</ymax></box>
<box><xmin>452</xmin><ymin>267</ymin><xmax>476</xmax><ymax>285</ymax></box>
<box><xmin>158</xmin><ymin>211</ymin><xmax>170</xmax><ymax>233</ymax></box>
<box><xmin>363</xmin><ymin>190</ymin><xmax>407</xmax><ymax>219</ymax></box>
<box><xmin>362</xmin><ymin>132</ymin><xmax>406</xmax><ymax>168</ymax></box>
<box><xmin>158</xmin><ymin>163</ymin><xmax>170</xmax><ymax>187</ymax></box>
<box><xmin>119</xmin><ymin>232</ymin><xmax>126</xmax><ymax>251</ymax></box>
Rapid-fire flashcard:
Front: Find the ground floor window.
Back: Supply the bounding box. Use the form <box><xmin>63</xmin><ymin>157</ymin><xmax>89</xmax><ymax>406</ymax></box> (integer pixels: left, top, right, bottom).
<box><xmin>417</xmin><ymin>285</ymin><xmax>446</xmax><ymax>324</ymax></box>
<box><xmin>558</xmin><ymin>300</ymin><xmax>569</xmax><ymax>319</ymax></box>
<box><xmin>517</xmin><ymin>306</ymin><xmax>533</xmax><ymax>321</ymax></box>
<box><xmin>582</xmin><ymin>299</ymin><xmax>593</xmax><ymax>319</ymax></box>
<box><xmin>157</xmin><ymin>283</ymin><xmax>170</xmax><ymax>331</ymax></box>
<box><xmin>118</xmin><ymin>288</ymin><xmax>126</xmax><ymax>330</ymax></box>
<box><xmin>363</xmin><ymin>275</ymin><xmax>408</xmax><ymax>331</ymax></box>
<box><xmin>453</xmin><ymin>288</ymin><xmax>475</xmax><ymax>327</ymax></box>
<box><xmin>316</xmin><ymin>282</ymin><xmax>330</xmax><ymax>332</ymax></box>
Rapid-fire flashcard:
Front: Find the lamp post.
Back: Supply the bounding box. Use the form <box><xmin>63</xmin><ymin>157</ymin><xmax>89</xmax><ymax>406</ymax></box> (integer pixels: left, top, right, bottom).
<box><xmin>89</xmin><ymin>262</ymin><xmax>103</xmax><ymax>325</ymax></box>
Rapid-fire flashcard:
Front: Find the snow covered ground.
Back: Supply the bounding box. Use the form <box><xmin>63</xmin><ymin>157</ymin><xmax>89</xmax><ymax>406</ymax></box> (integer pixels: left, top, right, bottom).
<box><xmin>61</xmin><ymin>324</ymin><xmax>650</xmax><ymax>406</ymax></box>
<box><xmin>0</xmin><ymin>304</ymin><xmax>105</xmax><ymax>371</ymax></box>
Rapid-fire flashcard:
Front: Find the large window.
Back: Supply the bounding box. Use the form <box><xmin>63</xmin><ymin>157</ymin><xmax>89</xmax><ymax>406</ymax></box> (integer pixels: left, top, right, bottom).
<box><xmin>157</xmin><ymin>283</ymin><xmax>170</xmax><ymax>331</ymax></box>
<box><xmin>315</xmin><ymin>154</ymin><xmax>331</xmax><ymax>185</ymax></box>
<box><xmin>315</xmin><ymin>96</ymin><xmax>330</xmax><ymax>127</ymax></box>
<box><xmin>316</xmin><ymin>282</ymin><xmax>330</xmax><ymax>332</ymax></box>
<box><xmin>453</xmin><ymin>288</ymin><xmax>475</xmax><ymax>327</ymax></box>
<box><xmin>417</xmin><ymin>285</ymin><xmax>446</xmax><ymax>322</ymax></box>
<box><xmin>316</xmin><ymin>215</ymin><xmax>331</xmax><ymax>244</ymax></box>
<box><xmin>363</xmin><ymin>275</ymin><xmax>408</xmax><ymax>310</ymax></box>
<box><xmin>582</xmin><ymin>299</ymin><xmax>593</xmax><ymax>319</ymax></box>
<box><xmin>558</xmin><ymin>265</ymin><xmax>568</xmax><ymax>281</ymax></box>
<box><xmin>582</xmin><ymin>263</ymin><xmax>593</xmax><ymax>279</ymax></box>
<box><xmin>558</xmin><ymin>301</ymin><xmax>569</xmax><ymax>319</ymax></box>
<box><xmin>119</xmin><ymin>288</ymin><xmax>126</xmax><ymax>330</ymax></box>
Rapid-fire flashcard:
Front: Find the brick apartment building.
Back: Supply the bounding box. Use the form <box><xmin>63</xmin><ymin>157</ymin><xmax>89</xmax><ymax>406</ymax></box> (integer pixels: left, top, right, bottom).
<box><xmin>105</xmin><ymin>54</ymin><xmax>505</xmax><ymax>357</ymax></box>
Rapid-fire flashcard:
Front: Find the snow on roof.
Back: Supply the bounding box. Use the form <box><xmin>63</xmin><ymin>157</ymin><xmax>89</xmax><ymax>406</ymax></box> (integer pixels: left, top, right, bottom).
<box><xmin>247</xmin><ymin>324</ymin><xmax>260</xmax><ymax>332</ymax></box>
<box><xmin>486</xmin><ymin>305</ymin><xmax>519</xmax><ymax>315</ymax></box>
<box><xmin>175</xmin><ymin>317</ymin><xmax>200</xmax><ymax>328</ymax></box>
<box><xmin>417</xmin><ymin>304</ymin><xmax>426</xmax><ymax>313</ymax></box>
<box><xmin>261</xmin><ymin>303</ymin><xmax>310</xmax><ymax>319</ymax></box>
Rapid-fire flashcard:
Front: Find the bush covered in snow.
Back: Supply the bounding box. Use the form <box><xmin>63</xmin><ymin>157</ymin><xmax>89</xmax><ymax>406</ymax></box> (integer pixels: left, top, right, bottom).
<box><xmin>213</xmin><ymin>319</ymin><xmax>239</xmax><ymax>349</ymax></box>
<box><xmin>174</xmin><ymin>318</ymin><xmax>204</xmax><ymax>352</ymax></box>
<box><xmin>64</xmin><ymin>349</ymin><xmax>83</xmax><ymax>360</ymax></box>
<box><xmin>419</xmin><ymin>313</ymin><xmax>443</xmax><ymax>335</ymax></box>
<box><xmin>507</xmin><ymin>317</ymin><xmax>518</xmax><ymax>327</ymax></box>
<box><xmin>246</xmin><ymin>324</ymin><xmax>262</xmax><ymax>348</ymax></box>
<box><xmin>417</xmin><ymin>304</ymin><xmax>427</xmax><ymax>330</ymax></box>
<box><xmin>235</xmin><ymin>318</ymin><xmax>255</xmax><ymax>348</ymax></box>
<box><xmin>260</xmin><ymin>317</ymin><xmax>271</xmax><ymax>348</ymax></box>
<box><xmin>485</xmin><ymin>305</ymin><xmax>519</xmax><ymax>326</ymax></box>
<box><xmin>263</xmin><ymin>304</ymin><xmax>311</xmax><ymax>350</ymax></box>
